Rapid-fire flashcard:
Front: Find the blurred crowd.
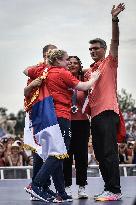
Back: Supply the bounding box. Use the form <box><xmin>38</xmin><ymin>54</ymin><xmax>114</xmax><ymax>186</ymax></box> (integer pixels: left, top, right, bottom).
<box><xmin>0</xmin><ymin>134</ymin><xmax>33</xmax><ymax>167</ymax></box>
<box><xmin>0</xmin><ymin>110</ymin><xmax>136</xmax><ymax>167</ymax></box>
<box><xmin>118</xmin><ymin>110</ymin><xmax>136</xmax><ymax>164</ymax></box>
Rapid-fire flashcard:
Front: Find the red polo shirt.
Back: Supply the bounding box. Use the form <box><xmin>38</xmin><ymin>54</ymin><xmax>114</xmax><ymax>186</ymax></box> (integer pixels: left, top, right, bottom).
<box><xmin>84</xmin><ymin>53</ymin><xmax>119</xmax><ymax>118</ymax></box>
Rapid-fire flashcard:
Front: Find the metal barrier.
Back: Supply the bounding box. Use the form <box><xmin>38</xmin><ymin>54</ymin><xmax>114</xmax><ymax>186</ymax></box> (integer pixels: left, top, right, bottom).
<box><xmin>0</xmin><ymin>164</ymin><xmax>136</xmax><ymax>179</ymax></box>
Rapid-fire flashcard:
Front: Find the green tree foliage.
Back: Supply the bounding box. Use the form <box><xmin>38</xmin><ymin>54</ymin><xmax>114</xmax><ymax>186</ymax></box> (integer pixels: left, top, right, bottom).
<box><xmin>118</xmin><ymin>89</ymin><xmax>135</xmax><ymax>112</ymax></box>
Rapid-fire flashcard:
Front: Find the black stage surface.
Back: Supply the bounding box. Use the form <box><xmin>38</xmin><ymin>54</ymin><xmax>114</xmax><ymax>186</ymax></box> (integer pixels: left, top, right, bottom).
<box><xmin>0</xmin><ymin>177</ymin><xmax>136</xmax><ymax>205</ymax></box>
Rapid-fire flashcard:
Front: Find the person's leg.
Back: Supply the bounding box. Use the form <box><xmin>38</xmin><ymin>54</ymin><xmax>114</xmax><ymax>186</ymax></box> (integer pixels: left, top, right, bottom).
<box><xmin>57</xmin><ymin>118</ymin><xmax>72</xmax><ymax>187</ymax></box>
<box><xmin>24</xmin><ymin>152</ymin><xmax>51</xmax><ymax>199</ymax></box>
<box><xmin>71</xmin><ymin>120</ymin><xmax>90</xmax><ymax>199</ymax></box>
<box><xmin>32</xmin><ymin>152</ymin><xmax>43</xmax><ymax>180</ymax></box>
<box><xmin>55</xmin><ymin>118</ymin><xmax>73</xmax><ymax>199</ymax></box>
<box><xmin>31</xmin><ymin>156</ymin><xmax>65</xmax><ymax>201</ymax></box>
<box><xmin>73</xmin><ymin>120</ymin><xmax>90</xmax><ymax>186</ymax></box>
<box><xmin>57</xmin><ymin>118</ymin><xmax>71</xmax><ymax>151</ymax></box>
<box><xmin>91</xmin><ymin>111</ymin><xmax>121</xmax><ymax>194</ymax></box>
<box><xmin>63</xmin><ymin>144</ymin><xmax>73</xmax><ymax>187</ymax></box>
<box><xmin>52</xmin><ymin>159</ymin><xmax>65</xmax><ymax>194</ymax></box>
<box><xmin>33</xmin><ymin>156</ymin><xmax>62</xmax><ymax>189</ymax></box>
<box><xmin>32</xmin><ymin>152</ymin><xmax>51</xmax><ymax>189</ymax></box>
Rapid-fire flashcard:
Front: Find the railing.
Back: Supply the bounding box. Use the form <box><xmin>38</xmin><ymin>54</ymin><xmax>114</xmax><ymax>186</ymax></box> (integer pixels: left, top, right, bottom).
<box><xmin>0</xmin><ymin>164</ymin><xmax>136</xmax><ymax>180</ymax></box>
<box><xmin>87</xmin><ymin>164</ymin><xmax>136</xmax><ymax>177</ymax></box>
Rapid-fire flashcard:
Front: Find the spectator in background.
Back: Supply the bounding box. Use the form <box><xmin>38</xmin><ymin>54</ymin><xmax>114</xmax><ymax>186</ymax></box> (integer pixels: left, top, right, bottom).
<box><xmin>27</xmin><ymin>156</ymin><xmax>33</xmax><ymax>166</ymax></box>
<box><xmin>15</xmin><ymin>139</ymin><xmax>29</xmax><ymax>166</ymax></box>
<box><xmin>6</xmin><ymin>141</ymin><xmax>23</xmax><ymax>166</ymax></box>
<box><xmin>127</xmin><ymin>137</ymin><xmax>135</xmax><ymax>153</ymax></box>
<box><xmin>4</xmin><ymin>135</ymin><xmax>15</xmax><ymax>158</ymax></box>
<box><xmin>0</xmin><ymin>142</ymin><xmax>5</xmax><ymax>166</ymax></box>
<box><xmin>132</xmin><ymin>141</ymin><xmax>136</xmax><ymax>164</ymax></box>
<box><xmin>118</xmin><ymin>143</ymin><xmax>129</xmax><ymax>164</ymax></box>
<box><xmin>132</xmin><ymin>124</ymin><xmax>136</xmax><ymax>140</ymax></box>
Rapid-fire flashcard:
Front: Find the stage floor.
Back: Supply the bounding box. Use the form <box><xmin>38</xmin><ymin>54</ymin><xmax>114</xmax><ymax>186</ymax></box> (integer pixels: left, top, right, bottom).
<box><xmin>0</xmin><ymin>177</ymin><xmax>136</xmax><ymax>205</ymax></box>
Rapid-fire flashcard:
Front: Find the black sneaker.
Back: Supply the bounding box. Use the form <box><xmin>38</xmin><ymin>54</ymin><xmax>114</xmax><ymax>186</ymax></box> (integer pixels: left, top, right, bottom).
<box><xmin>45</xmin><ymin>188</ymin><xmax>56</xmax><ymax>198</ymax></box>
<box><xmin>53</xmin><ymin>192</ymin><xmax>73</xmax><ymax>203</ymax></box>
<box><xmin>31</xmin><ymin>184</ymin><xmax>52</xmax><ymax>202</ymax></box>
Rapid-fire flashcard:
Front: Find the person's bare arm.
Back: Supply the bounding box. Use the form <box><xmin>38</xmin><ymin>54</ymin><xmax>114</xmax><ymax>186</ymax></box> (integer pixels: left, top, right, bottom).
<box><xmin>24</xmin><ymin>78</ymin><xmax>43</xmax><ymax>97</ymax></box>
<box><xmin>23</xmin><ymin>66</ymin><xmax>32</xmax><ymax>76</ymax></box>
<box><xmin>75</xmin><ymin>69</ymin><xmax>100</xmax><ymax>91</ymax></box>
<box><xmin>23</xmin><ymin>65</ymin><xmax>37</xmax><ymax>76</ymax></box>
<box><xmin>110</xmin><ymin>3</ymin><xmax>125</xmax><ymax>57</ymax></box>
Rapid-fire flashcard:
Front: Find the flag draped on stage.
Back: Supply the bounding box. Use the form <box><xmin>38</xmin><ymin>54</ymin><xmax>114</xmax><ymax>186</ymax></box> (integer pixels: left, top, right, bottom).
<box><xmin>24</xmin><ymin>73</ymin><xmax>67</xmax><ymax>160</ymax></box>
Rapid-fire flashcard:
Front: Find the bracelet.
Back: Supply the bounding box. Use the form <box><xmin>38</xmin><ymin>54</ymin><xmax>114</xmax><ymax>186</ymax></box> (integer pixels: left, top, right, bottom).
<box><xmin>112</xmin><ymin>16</ymin><xmax>119</xmax><ymax>22</ymax></box>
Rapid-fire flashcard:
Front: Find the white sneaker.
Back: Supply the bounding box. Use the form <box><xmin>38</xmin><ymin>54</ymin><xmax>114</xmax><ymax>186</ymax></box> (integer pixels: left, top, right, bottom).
<box><xmin>94</xmin><ymin>191</ymin><xmax>123</xmax><ymax>201</ymax></box>
<box><xmin>65</xmin><ymin>186</ymin><xmax>72</xmax><ymax>197</ymax></box>
<box><xmin>78</xmin><ymin>186</ymin><xmax>88</xmax><ymax>199</ymax></box>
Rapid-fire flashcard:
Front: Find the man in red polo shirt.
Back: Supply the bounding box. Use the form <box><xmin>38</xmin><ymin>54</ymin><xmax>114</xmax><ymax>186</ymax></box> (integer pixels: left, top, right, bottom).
<box><xmin>84</xmin><ymin>3</ymin><xmax>125</xmax><ymax>201</ymax></box>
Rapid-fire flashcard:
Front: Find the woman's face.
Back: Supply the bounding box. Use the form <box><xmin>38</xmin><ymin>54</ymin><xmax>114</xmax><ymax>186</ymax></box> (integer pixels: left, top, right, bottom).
<box><xmin>68</xmin><ymin>57</ymin><xmax>80</xmax><ymax>75</ymax></box>
<box><xmin>57</xmin><ymin>52</ymin><xmax>70</xmax><ymax>69</ymax></box>
<box><xmin>11</xmin><ymin>147</ymin><xmax>20</xmax><ymax>154</ymax></box>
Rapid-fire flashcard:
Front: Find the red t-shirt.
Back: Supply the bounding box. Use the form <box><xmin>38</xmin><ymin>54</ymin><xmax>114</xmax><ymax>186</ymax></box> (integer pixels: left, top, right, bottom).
<box><xmin>27</xmin><ymin>63</ymin><xmax>47</xmax><ymax>79</ymax></box>
<box><xmin>46</xmin><ymin>66</ymin><xmax>80</xmax><ymax>120</ymax></box>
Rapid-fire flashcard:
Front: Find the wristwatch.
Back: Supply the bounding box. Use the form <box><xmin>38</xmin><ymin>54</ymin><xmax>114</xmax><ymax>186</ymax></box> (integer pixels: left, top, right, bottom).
<box><xmin>112</xmin><ymin>16</ymin><xmax>119</xmax><ymax>22</ymax></box>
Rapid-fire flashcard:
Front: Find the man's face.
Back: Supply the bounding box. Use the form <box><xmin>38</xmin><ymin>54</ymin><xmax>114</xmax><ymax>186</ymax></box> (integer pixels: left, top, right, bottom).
<box><xmin>89</xmin><ymin>42</ymin><xmax>106</xmax><ymax>62</ymax></box>
<box><xmin>43</xmin><ymin>45</ymin><xmax>57</xmax><ymax>64</ymax></box>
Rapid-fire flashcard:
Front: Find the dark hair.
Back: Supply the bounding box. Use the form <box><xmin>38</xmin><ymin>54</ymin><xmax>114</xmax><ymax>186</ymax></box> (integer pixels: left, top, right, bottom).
<box><xmin>42</xmin><ymin>44</ymin><xmax>56</xmax><ymax>55</ymax></box>
<box><xmin>89</xmin><ymin>38</ymin><xmax>107</xmax><ymax>49</ymax></box>
<box><xmin>68</xmin><ymin>56</ymin><xmax>84</xmax><ymax>81</ymax></box>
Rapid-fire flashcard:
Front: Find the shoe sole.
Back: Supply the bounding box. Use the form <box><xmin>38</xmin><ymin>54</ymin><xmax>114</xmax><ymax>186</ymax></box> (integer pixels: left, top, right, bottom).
<box><xmin>78</xmin><ymin>195</ymin><xmax>88</xmax><ymax>199</ymax></box>
<box><xmin>24</xmin><ymin>187</ymin><xmax>32</xmax><ymax>195</ymax></box>
<box><xmin>30</xmin><ymin>197</ymin><xmax>40</xmax><ymax>201</ymax></box>
<box><xmin>95</xmin><ymin>198</ymin><xmax>109</xmax><ymax>202</ymax></box>
<box><xmin>31</xmin><ymin>190</ymin><xmax>49</xmax><ymax>202</ymax></box>
<box><xmin>95</xmin><ymin>197</ymin><xmax>122</xmax><ymax>201</ymax></box>
<box><xmin>53</xmin><ymin>199</ymin><xmax>73</xmax><ymax>203</ymax></box>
